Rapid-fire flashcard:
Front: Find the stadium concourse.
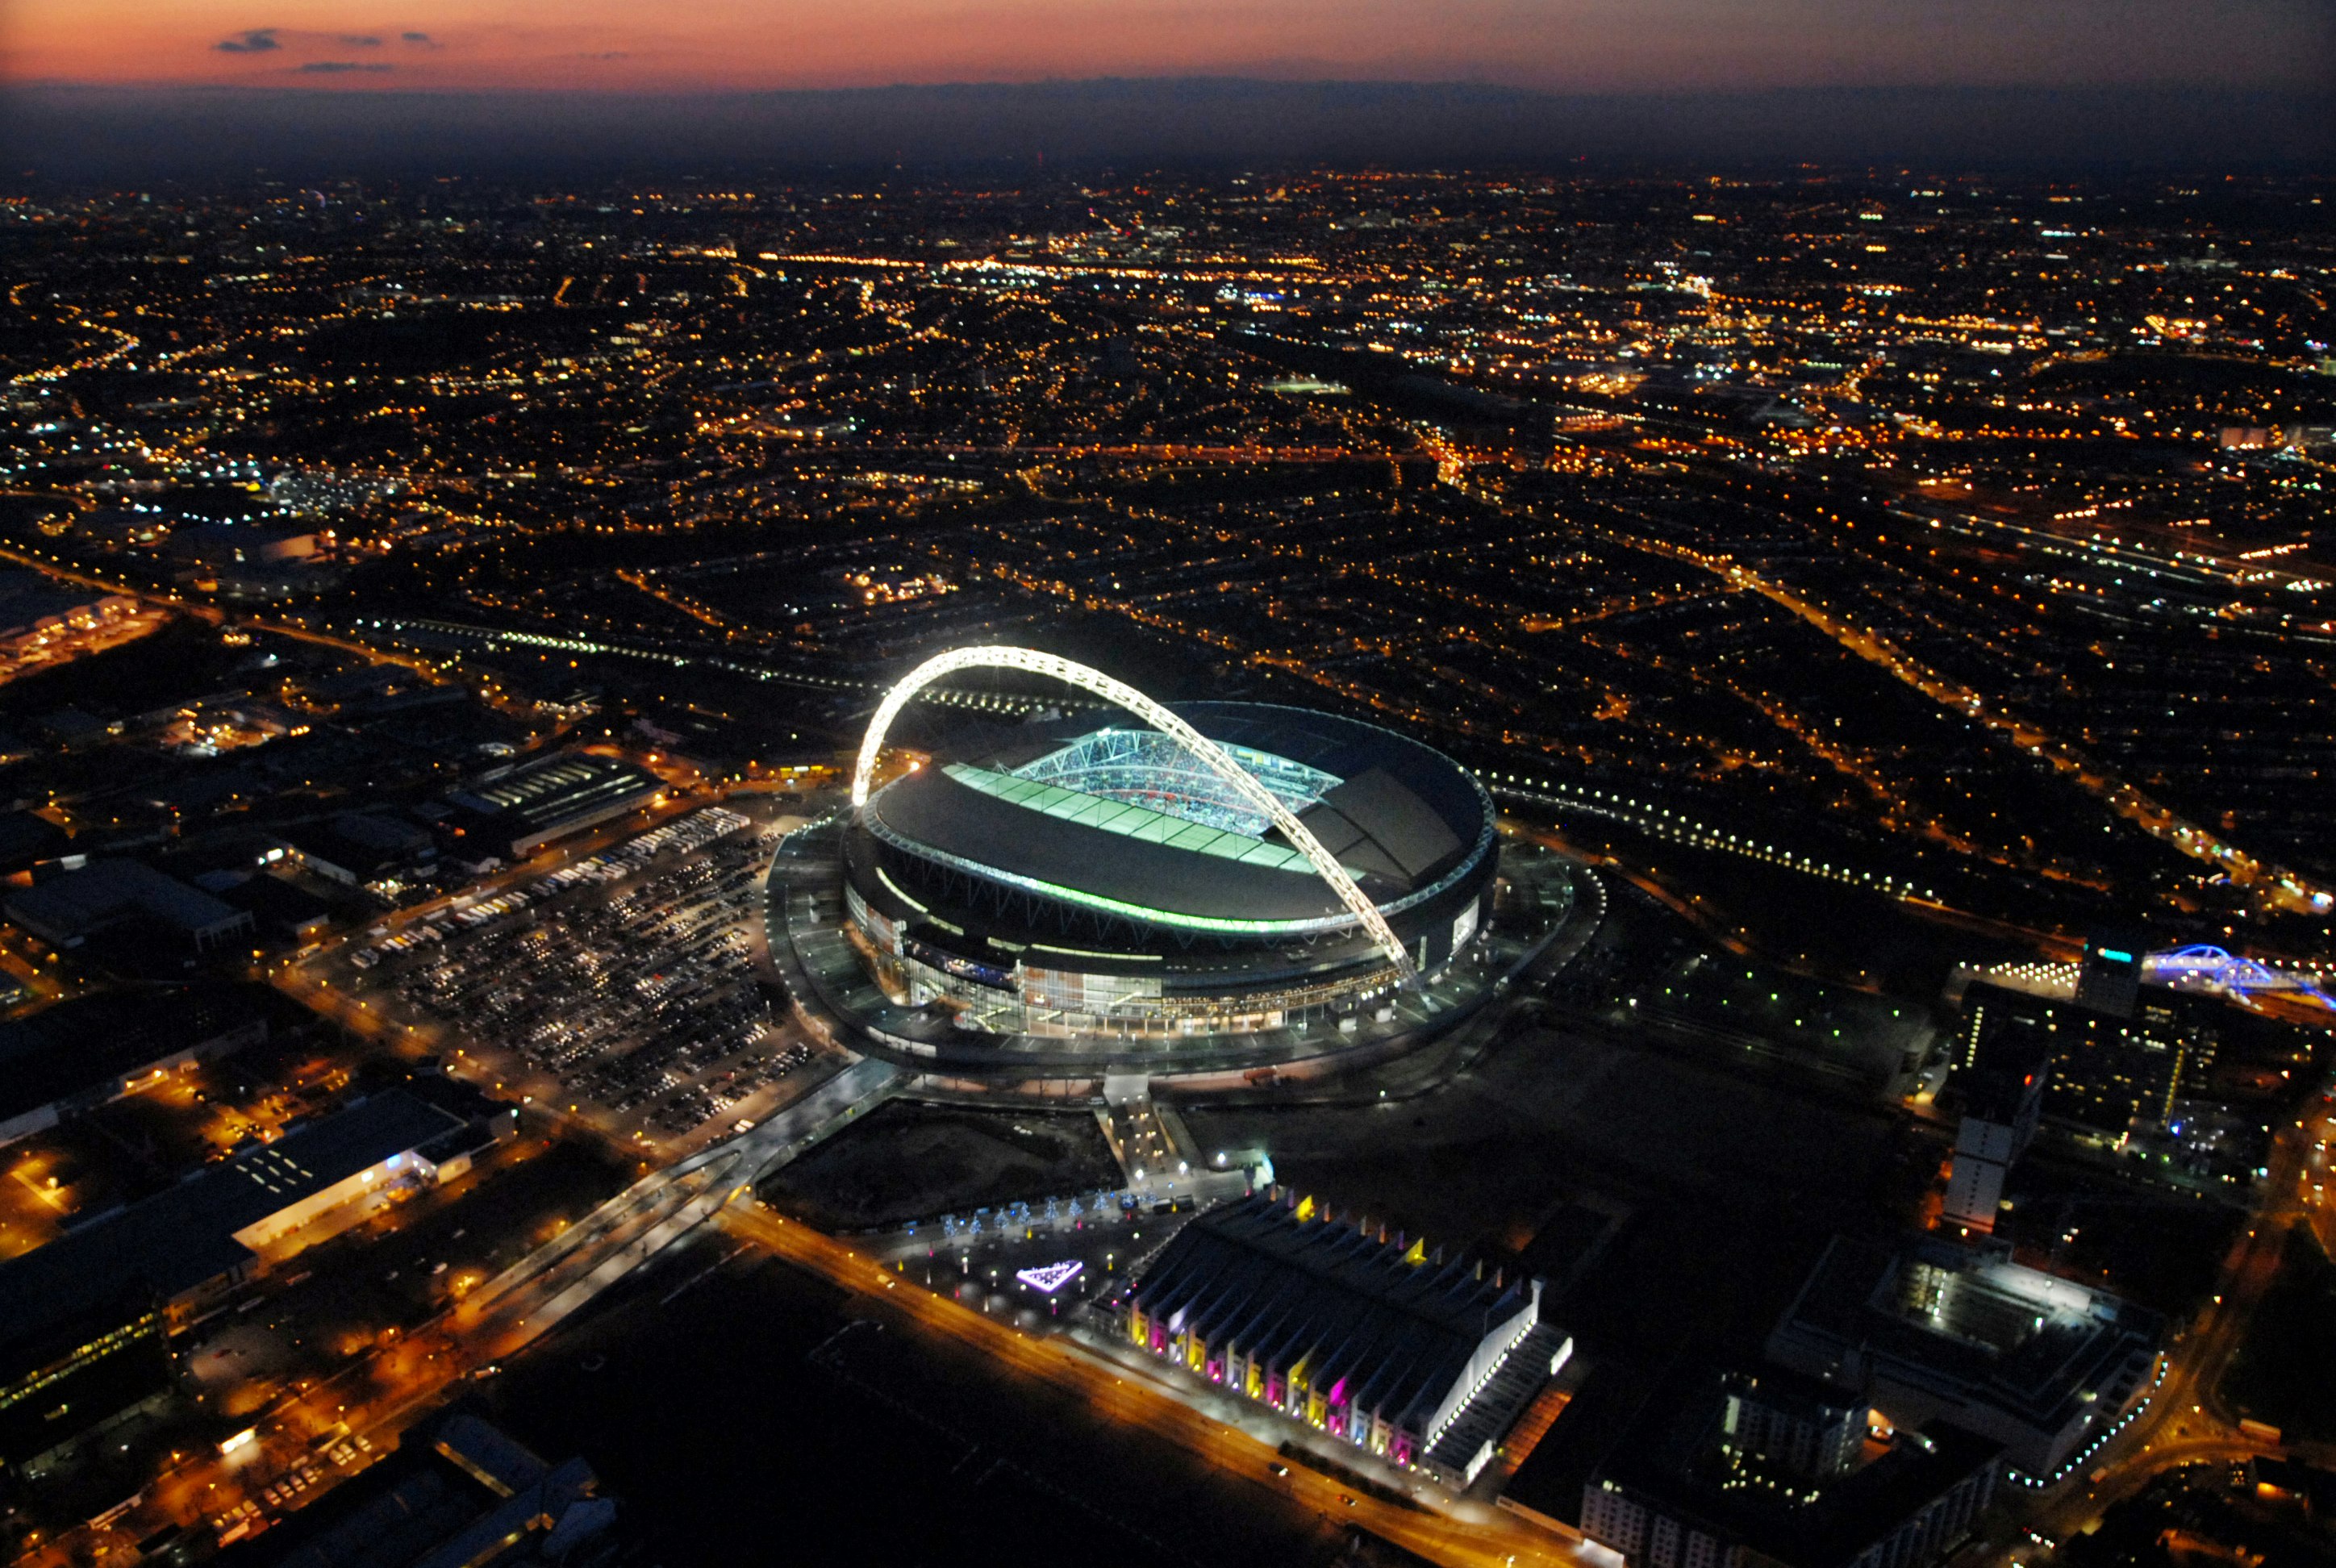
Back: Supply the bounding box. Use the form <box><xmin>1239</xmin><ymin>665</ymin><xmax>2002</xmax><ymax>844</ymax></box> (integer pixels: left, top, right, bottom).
<box><xmin>767</xmin><ymin>648</ymin><xmax>1595</xmax><ymax>1086</ymax></box>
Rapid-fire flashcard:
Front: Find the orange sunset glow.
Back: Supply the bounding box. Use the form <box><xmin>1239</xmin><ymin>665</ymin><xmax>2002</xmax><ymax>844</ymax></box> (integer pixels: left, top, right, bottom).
<box><xmin>3</xmin><ymin>0</ymin><xmax>2326</xmax><ymax>94</ymax></box>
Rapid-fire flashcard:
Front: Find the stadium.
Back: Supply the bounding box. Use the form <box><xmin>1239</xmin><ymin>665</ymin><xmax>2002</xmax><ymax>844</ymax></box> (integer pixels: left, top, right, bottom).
<box><xmin>771</xmin><ymin>648</ymin><xmax>1581</xmax><ymax>1080</ymax></box>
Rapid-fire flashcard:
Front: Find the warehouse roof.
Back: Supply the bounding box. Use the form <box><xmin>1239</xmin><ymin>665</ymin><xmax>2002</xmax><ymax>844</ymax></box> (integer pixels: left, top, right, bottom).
<box><xmin>442</xmin><ymin>751</ymin><xmax>662</xmax><ymax>853</ymax></box>
<box><xmin>0</xmin><ymin>984</ymin><xmax>269</xmax><ymax>1127</ymax></box>
<box><xmin>0</xmin><ymin>1084</ymin><xmax>494</xmax><ymax>1351</ymax></box>
<box><xmin>5</xmin><ymin>859</ymin><xmax>252</xmax><ymax>945</ymax></box>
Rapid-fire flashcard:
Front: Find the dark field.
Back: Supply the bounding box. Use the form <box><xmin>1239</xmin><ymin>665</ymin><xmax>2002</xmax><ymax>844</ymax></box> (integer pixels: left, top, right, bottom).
<box><xmin>1186</xmin><ymin>1010</ymin><xmax>1933</xmax><ymax>1365</ymax></box>
<box><xmin>761</xmin><ymin>1101</ymin><xmax>1121</xmax><ymax>1230</ymax></box>
<box><xmin>479</xmin><ymin>1235</ymin><xmax>1377</xmax><ymax>1568</ymax></box>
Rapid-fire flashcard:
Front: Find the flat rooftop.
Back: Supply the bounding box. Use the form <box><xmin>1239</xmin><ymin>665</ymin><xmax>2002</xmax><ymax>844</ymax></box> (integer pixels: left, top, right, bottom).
<box><xmin>0</xmin><ymin>983</ymin><xmax>269</xmax><ymax>1126</ymax></box>
<box><xmin>443</xmin><ymin>751</ymin><xmax>662</xmax><ymax>847</ymax></box>
<box><xmin>0</xmin><ymin>1082</ymin><xmax>498</xmax><ymax>1350</ymax></box>
<box><xmin>1768</xmin><ymin>1235</ymin><xmax>2163</xmax><ymax>1437</ymax></box>
<box><xmin>6</xmin><ymin>858</ymin><xmax>252</xmax><ymax>942</ymax></box>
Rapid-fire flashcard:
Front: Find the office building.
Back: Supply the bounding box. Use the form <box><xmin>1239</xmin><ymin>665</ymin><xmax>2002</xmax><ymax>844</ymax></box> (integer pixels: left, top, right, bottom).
<box><xmin>1719</xmin><ymin>1367</ymin><xmax>1867</xmax><ymax>1482</ymax></box>
<box><xmin>1954</xmin><ymin>981</ymin><xmax>2206</xmax><ymax>1137</ymax></box>
<box><xmin>1767</xmin><ymin>1235</ymin><xmax>2161</xmax><ymax>1477</ymax></box>
<box><xmin>1579</xmin><ymin>1362</ymin><xmax>2000</xmax><ymax>1568</ymax></box>
<box><xmin>2074</xmin><ymin>933</ymin><xmax>2146</xmax><ymax>1019</ymax></box>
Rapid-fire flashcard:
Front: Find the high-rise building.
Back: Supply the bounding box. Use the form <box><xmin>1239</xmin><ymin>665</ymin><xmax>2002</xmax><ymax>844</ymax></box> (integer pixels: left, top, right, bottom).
<box><xmin>1717</xmin><ymin>1368</ymin><xmax>1867</xmax><ymax>1482</ymax></box>
<box><xmin>2074</xmin><ymin>932</ymin><xmax>2146</xmax><ymax>1019</ymax></box>
<box><xmin>1942</xmin><ymin>1040</ymin><xmax>2050</xmax><ymax>1234</ymax></box>
<box><xmin>1954</xmin><ymin>981</ymin><xmax>2206</xmax><ymax>1137</ymax></box>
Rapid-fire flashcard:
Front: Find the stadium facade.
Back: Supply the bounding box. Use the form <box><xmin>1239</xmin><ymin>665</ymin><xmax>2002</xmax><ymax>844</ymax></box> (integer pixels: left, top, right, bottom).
<box><xmin>838</xmin><ymin>650</ymin><xmax>1500</xmax><ymax>1044</ymax></box>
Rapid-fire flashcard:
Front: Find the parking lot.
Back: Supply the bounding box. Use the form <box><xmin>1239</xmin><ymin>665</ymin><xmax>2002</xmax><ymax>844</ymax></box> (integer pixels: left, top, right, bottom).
<box><xmin>339</xmin><ymin>803</ymin><xmax>828</xmax><ymax>1151</ymax></box>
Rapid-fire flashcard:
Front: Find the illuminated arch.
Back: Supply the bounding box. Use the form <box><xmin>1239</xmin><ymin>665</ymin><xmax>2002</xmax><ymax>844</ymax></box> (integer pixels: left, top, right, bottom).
<box><xmin>851</xmin><ymin>646</ymin><xmax>1416</xmax><ymax>978</ymax></box>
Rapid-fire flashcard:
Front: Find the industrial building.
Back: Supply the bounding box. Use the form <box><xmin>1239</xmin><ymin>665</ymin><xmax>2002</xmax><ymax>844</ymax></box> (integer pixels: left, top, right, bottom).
<box><xmin>277</xmin><ymin>811</ymin><xmax>438</xmax><ymax>889</ymax></box>
<box><xmin>0</xmin><ymin>570</ymin><xmax>137</xmax><ymax>657</ymax></box>
<box><xmin>437</xmin><ymin>751</ymin><xmax>665</xmax><ymax>860</ymax></box>
<box><xmin>0</xmin><ymin>1080</ymin><xmax>516</xmax><ymax>1469</ymax></box>
<box><xmin>1120</xmin><ymin>1192</ymin><xmax>1566</xmax><ymax>1483</ymax></box>
<box><xmin>0</xmin><ymin>983</ymin><xmax>272</xmax><ymax>1148</ymax></box>
<box><xmin>217</xmin><ymin>1413</ymin><xmax>627</xmax><ymax>1566</ymax></box>
<box><xmin>4</xmin><ymin>857</ymin><xmax>257</xmax><ymax>958</ymax></box>
<box><xmin>1766</xmin><ymin>1235</ymin><xmax>2162</xmax><ymax>1478</ymax></box>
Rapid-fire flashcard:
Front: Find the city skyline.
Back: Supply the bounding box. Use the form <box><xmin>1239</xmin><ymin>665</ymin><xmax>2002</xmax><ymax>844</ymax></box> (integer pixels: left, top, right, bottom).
<box><xmin>4</xmin><ymin>0</ymin><xmax>2332</xmax><ymax>178</ymax></box>
<box><xmin>0</xmin><ymin>8</ymin><xmax>2333</xmax><ymax>1559</ymax></box>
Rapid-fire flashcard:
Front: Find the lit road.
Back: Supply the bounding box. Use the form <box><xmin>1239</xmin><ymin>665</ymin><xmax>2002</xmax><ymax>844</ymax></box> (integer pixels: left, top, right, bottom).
<box><xmin>1573</xmin><ymin>516</ymin><xmax>2334</xmax><ymax>919</ymax></box>
<box><xmin>719</xmin><ymin>1201</ymin><xmax>1606</xmax><ymax>1568</ymax></box>
<box><xmin>1962</xmin><ymin>1085</ymin><xmax>2335</xmax><ymax>1563</ymax></box>
<box><xmin>15</xmin><ymin>1059</ymin><xmax>900</xmax><ymax>1566</ymax></box>
<box><xmin>456</xmin><ymin>1053</ymin><xmax>900</xmax><ymax>1357</ymax></box>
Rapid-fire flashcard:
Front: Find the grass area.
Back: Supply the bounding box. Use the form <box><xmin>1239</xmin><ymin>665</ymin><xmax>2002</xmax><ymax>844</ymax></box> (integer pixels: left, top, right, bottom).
<box><xmin>760</xmin><ymin>1101</ymin><xmax>1120</xmax><ymax>1231</ymax></box>
<box><xmin>2221</xmin><ymin>1223</ymin><xmax>2336</xmax><ymax>1441</ymax></box>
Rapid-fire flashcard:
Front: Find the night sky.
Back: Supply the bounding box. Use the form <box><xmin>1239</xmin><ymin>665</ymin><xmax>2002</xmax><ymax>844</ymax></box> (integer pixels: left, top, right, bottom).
<box><xmin>2</xmin><ymin>1</ymin><xmax>2331</xmax><ymax>173</ymax></box>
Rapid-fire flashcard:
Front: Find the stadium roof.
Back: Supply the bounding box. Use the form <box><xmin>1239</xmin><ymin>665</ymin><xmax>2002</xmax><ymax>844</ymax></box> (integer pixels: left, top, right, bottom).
<box><xmin>866</xmin><ymin>703</ymin><xmax>1490</xmax><ymax>929</ymax></box>
<box><xmin>945</xmin><ymin>763</ymin><xmax>1331</xmax><ymax>876</ymax></box>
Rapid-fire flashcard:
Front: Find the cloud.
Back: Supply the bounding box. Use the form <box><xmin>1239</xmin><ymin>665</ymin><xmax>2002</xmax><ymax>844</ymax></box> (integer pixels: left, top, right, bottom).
<box><xmin>401</xmin><ymin>31</ymin><xmax>436</xmax><ymax>45</ymax></box>
<box><xmin>298</xmin><ymin>60</ymin><xmax>394</xmax><ymax>73</ymax></box>
<box><xmin>578</xmin><ymin>52</ymin><xmax>631</xmax><ymax>60</ymax></box>
<box><xmin>339</xmin><ymin>34</ymin><xmax>383</xmax><ymax>47</ymax></box>
<box><xmin>213</xmin><ymin>28</ymin><xmax>281</xmax><ymax>53</ymax></box>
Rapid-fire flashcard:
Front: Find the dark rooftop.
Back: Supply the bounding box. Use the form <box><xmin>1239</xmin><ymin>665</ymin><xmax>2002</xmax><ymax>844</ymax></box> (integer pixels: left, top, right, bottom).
<box><xmin>0</xmin><ymin>983</ymin><xmax>270</xmax><ymax>1127</ymax></box>
<box><xmin>1130</xmin><ymin>1192</ymin><xmax>1537</xmax><ymax>1437</ymax></box>
<box><xmin>1595</xmin><ymin>1362</ymin><xmax>2004</xmax><ymax>1568</ymax></box>
<box><xmin>0</xmin><ymin>1082</ymin><xmax>498</xmax><ymax>1352</ymax></box>
<box><xmin>1767</xmin><ymin>1235</ymin><xmax>2163</xmax><ymax>1437</ymax></box>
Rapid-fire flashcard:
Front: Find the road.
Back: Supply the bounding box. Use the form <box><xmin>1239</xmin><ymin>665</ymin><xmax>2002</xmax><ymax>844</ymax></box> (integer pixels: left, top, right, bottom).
<box><xmin>15</xmin><ymin>1057</ymin><xmax>901</xmax><ymax>1566</ymax></box>
<box><xmin>1963</xmin><ymin>1085</ymin><xmax>2335</xmax><ymax>1562</ymax></box>
<box><xmin>718</xmin><ymin>1200</ymin><xmax>1608</xmax><ymax>1568</ymax></box>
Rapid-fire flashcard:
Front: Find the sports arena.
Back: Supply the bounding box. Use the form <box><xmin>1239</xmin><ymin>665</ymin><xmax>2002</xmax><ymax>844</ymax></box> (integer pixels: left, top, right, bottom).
<box><xmin>770</xmin><ymin>648</ymin><xmax>1583</xmax><ymax>1080</ymax></box>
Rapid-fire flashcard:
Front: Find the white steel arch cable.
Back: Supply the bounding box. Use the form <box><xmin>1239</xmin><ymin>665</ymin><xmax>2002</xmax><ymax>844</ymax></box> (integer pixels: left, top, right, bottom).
<box><xmin>849</xmin><ymin>646</ymin><xmax>1416</xmax><ymax>978</ymax></box>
